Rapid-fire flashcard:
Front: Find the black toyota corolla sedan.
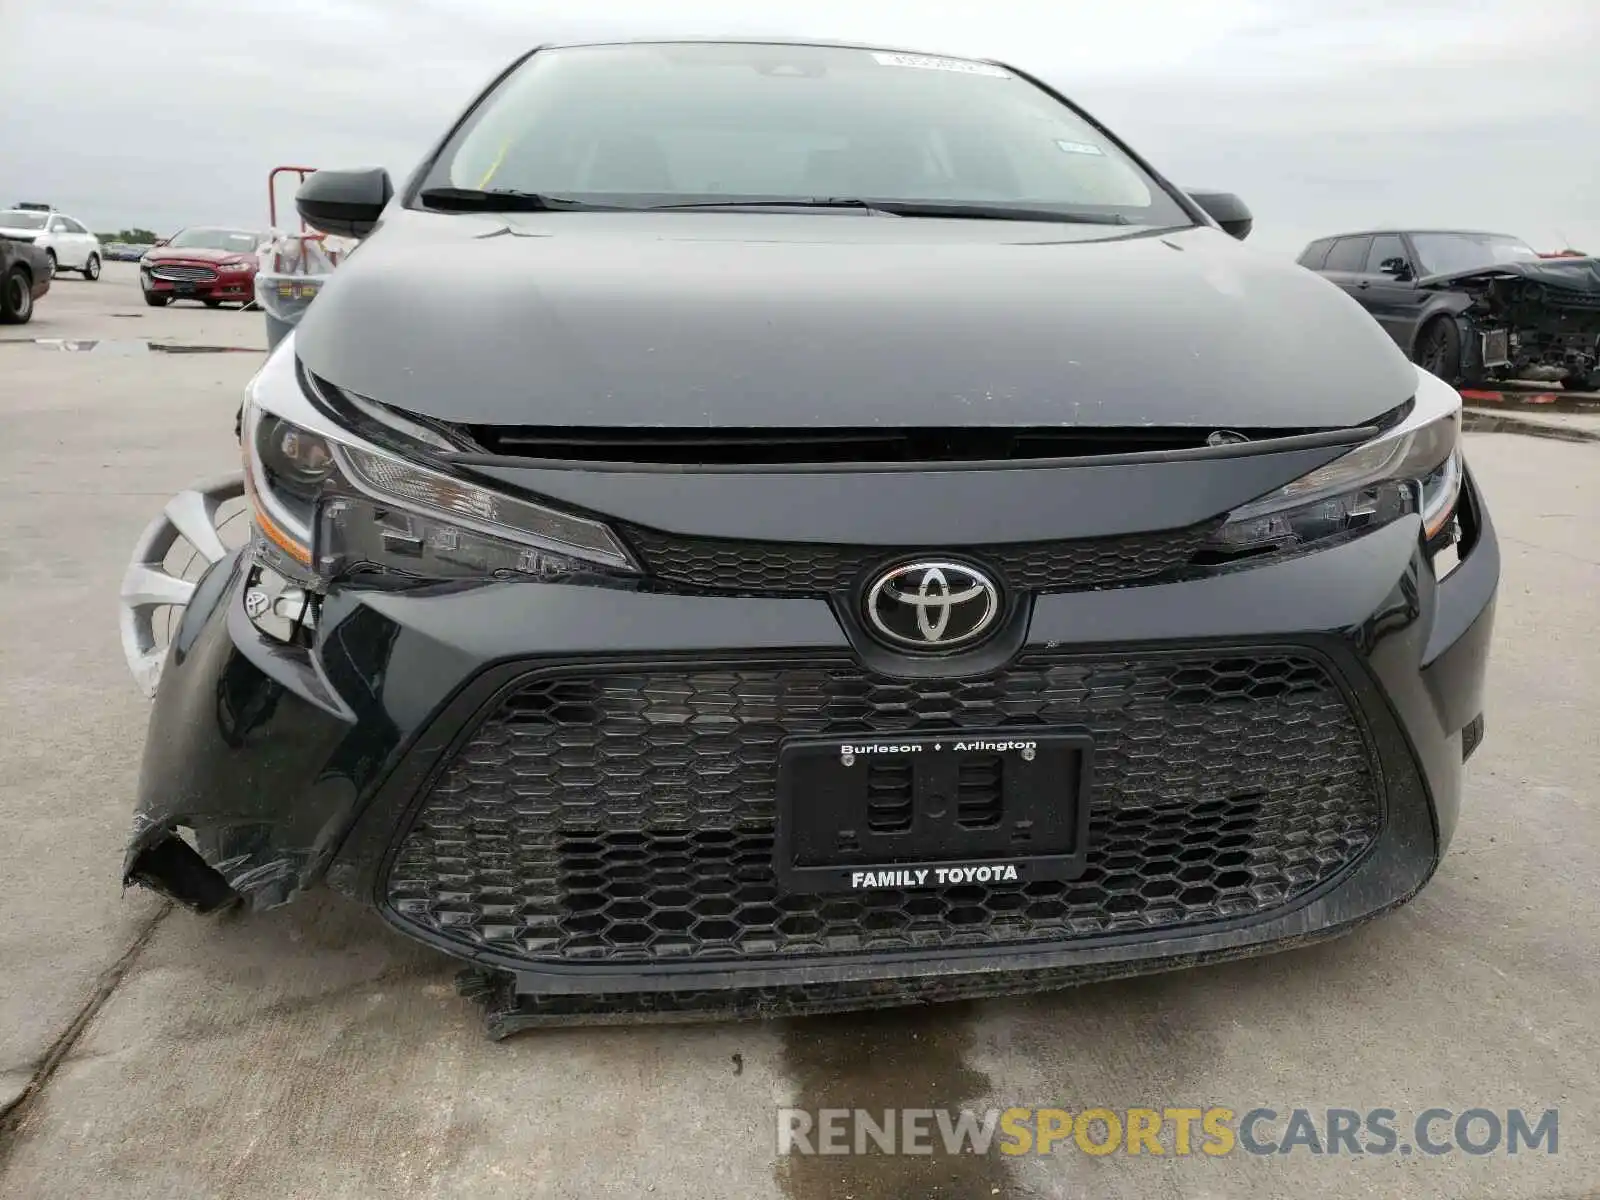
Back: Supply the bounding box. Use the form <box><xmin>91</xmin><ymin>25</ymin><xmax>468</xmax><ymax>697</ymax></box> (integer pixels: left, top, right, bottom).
<box><xmin>120</xmin><ymin>39</ymin><xmax>1497</xmax><ymax>1035</ymax></box>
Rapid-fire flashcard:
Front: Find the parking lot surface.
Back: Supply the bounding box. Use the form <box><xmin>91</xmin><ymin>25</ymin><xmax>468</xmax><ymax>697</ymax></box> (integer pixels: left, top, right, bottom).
<box><xmin>1</xmin><ymin>265</ymin><xmax>1595</xmax><ymax>1198</ymax></box>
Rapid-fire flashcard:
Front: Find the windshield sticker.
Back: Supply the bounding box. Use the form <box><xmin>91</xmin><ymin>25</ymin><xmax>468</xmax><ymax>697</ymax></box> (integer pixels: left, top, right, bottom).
<box><xmin>1055</xmin><ymin>140</ymin><xmax>1105</xmax><ymax>155</ymax></box>
<box><xmin>871</xmin><ymin>52</ymin><xmax>1010</xmax><ymax>78</ymax></box>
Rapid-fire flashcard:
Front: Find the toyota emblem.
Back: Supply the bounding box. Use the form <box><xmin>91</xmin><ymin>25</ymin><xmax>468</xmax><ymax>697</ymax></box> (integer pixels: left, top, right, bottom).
<box><xmin>864</xmin><ymin>561</ymin><xmax>1002</xmax><ymax>651</ymax></box>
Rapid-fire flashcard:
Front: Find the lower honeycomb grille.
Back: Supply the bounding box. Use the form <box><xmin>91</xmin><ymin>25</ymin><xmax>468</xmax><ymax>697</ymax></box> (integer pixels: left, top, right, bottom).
<box><xmin>385</xmin><ymin>652</ymin><xmax>1383</xmax><ymax>966</ymax></box>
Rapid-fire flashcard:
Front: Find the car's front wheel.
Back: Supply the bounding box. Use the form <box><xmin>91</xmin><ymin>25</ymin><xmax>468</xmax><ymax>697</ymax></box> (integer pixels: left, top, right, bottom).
<box><xmin>143</xmin><ymin>289</ymin><xmax>170</xmax><ymax>308</ymax></box>
<box><xmin>203</xmin><ymin>298</ymin><xmax>223</xmax><ymax>308</ymax></box>
<box><xmin>0</xmin><ymin>266</ymin><xmax>34</xmax><ymax>324</ymax></box>
<box><xmin>44</xmin><ymin>249</ymin><xmax>56</xmax><ymax>278</ymax></box>
<box><xmin>1415</xmin><ymin>316</ymin><xmax>1463</xmax><ymax>385</ymax></box>
<box><xmin>82</xmin><ymin>253</ymin><xmax>101</xmax><ymax>281</ymax></box>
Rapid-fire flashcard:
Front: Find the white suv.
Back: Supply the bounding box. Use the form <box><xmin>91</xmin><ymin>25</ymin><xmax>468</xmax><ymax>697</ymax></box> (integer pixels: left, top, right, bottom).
<box><xmin>0</xmin><ymin>205</ymin><xmax>102</xmax><ymax>280</ymax></box>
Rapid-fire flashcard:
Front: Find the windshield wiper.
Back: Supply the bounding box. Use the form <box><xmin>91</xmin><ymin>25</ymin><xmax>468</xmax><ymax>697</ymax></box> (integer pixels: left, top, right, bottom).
<box><xmin>417</xmin><ymin>187</ymin><xmax>604</xmax><ymax>212</ymax></box>
<box><xmin>647</xmin><ymin>197</ymin><xmax>1131</xmax><ymax>224</ymax></box>
<box><xmin>420</xmin><ymin>188</ymin><xmax>1134</xmax><ymax>225</ymax></box>
<box><xmin>646</xmin><ymin>198</ymin><xmax>889</xmax><ymax>213</ymax></box>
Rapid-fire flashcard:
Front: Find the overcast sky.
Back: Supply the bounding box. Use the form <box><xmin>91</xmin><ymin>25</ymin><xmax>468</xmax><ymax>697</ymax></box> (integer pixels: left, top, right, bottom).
<box><xmin>2</xmin><ymin>0</ymin><xmax>1596</xmax><ymax>254</ymax></box>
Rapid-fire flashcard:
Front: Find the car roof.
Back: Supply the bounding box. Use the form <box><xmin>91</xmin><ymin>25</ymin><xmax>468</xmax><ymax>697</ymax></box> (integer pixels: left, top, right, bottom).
<box><xmin>1314</xmin><ymin>229</ymin><xmax>1520</xmax><ymax>241</ymax></box>
<box><xmin>529</xmin><ymin>36</ymin><xmax>1012</xmax><ymax>68</ymax></box>
<box><xmin>2</xmin><ymin>207</ymin><xmax>83</xmax><ymax>221</ymax></box>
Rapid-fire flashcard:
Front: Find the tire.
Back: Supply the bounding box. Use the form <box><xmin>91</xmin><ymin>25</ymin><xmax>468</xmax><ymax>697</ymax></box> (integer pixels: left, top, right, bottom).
<box><xmin>44</xmin><ymin>249</ymin><xmax>56</xmax><ymax>277</ymax></box>
<box><xmin>1414</xmin><ymin>316</ymin><xmax>1463</xmax><ymax>385</ymax></box>
<box><xmin>203</xmin><ymin>298</ymin><xmax>223</xmax><ymax>308</ymax></box>
<box><xmin>1561</xmin><ymin>368</ymin><xmax>1599</xmax><ymax>393</ymax></box>
<box><xmin>0</xmin><ymin>266</ymin><xmax>33</xmax><ymax>324</ymax></box>
<box><xmin>143</xmin><ymin>289</ymin><xmax>170</xmax><ymax>308</ymax></box>
<box><xmin>81</xmin><ymin>253</ymin><xmax>100</xmax><ymax>280</ymax></box>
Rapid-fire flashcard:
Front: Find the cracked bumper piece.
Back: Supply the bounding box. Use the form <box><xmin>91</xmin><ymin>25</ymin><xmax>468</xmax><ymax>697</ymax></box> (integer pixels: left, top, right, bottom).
<box><xmin>125</xmin><ymin>473</ymin><xmax>1498</xmax><ymax>1024</ymax></box>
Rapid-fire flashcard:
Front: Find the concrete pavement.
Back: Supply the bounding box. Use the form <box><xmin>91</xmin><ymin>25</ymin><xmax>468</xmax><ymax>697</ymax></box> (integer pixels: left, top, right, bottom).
<box><xmin>0</xmin><ymin>266</ymin><xmax>1595</xmax><ymax>1198</ymax></box>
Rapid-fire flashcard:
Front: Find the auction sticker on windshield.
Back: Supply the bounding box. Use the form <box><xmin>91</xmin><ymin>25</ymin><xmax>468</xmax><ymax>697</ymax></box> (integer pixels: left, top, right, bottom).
<box><xmin>870</xmin><ymin>52</ymin><xmax>1010</xmax><ymax>78</ymax></box>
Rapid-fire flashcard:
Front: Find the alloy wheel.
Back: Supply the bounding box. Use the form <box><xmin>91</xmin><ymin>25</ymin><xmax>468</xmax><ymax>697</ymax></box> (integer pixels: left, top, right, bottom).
<box><xmin>118</xmin><ymin>474</ymin><xmax>250</xmax><ymax>696</ymax></box>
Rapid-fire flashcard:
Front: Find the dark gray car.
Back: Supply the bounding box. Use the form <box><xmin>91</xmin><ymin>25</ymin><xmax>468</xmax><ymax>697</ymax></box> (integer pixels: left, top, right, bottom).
<box><xmin>1300</xmin><ymin>229</ymin><xmax>1600</xmax><ymax>391</ymax></box>
<box><xmin>0</xmin><ymin>233</ymin><xmax>51</xmax><ymax>324</ymax></box>
<box><xmin>120</xmin><ymin>40</ymin><xmax>1496</xmax><ymax>1035</ymax></box>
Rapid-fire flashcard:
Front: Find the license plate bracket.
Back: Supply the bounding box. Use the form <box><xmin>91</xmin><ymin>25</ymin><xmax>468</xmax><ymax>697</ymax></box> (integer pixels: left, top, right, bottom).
<box><xmin>774</xmin><ymin>731</ymin><xmax>1092</xmax><ymax>893</ymax></box>
<box><xmin>173</xmin><ymin>281</ymin><xmax>196</xmax><ymax>296</ymax></box>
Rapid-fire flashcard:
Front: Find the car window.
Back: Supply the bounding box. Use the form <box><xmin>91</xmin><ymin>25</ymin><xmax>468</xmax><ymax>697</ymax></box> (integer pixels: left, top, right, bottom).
<box><xmin>1365</xmin><ymin>234</ymin><xmax>1409</xmax><ymax>274</ymax></box>
<box><xmin>1409</xmin><ymin>232</ymin><xmax>1540</xmax><ymax>275</ymax></box>
<box><xmin>49</xmin><ymin>218</ymin><xmax>69</xmax><ymax>232</ymax></box>
<box><xmin>0</xmin><ymin>210</ymin><xmax>49</xmax><ymax>231</ymax></box>
<box><xmin>167</xmin><ymin>228</ymin><xmax>264</xmax><ymax>253</ymax></box>
<box><xmin>427</xmin><ymin>42</ymin><xmax>1194</xmax><ymax>227</ymax></box>
<box><xmin>1297</xmin><ymin>239</ymin><xmax>1333</xmax><ymax>268</ymax></box>
<box><xmin>1322</xmin><ymin>236</ymin><xmax>1372</xmax><ymax>272</ymax></box>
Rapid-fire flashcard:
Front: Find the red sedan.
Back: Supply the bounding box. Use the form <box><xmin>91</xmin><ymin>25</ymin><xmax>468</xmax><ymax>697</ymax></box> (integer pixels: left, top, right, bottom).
<box><xmin>140</xmin><ymin>227</ymin><xmax>267</xmax><ymax>308</ymax></box>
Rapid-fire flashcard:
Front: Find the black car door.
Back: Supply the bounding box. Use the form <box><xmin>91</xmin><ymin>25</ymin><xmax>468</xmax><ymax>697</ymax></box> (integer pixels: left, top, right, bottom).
<box><xmin>1356</xmin><ymin>234</ymin><xmax>1426</xmax><ymax>348</ymax></box>
<box><xmin>1319</xmin><ymin>235</ymin><xmax>1374</xmax><ymax>305</ymax></box>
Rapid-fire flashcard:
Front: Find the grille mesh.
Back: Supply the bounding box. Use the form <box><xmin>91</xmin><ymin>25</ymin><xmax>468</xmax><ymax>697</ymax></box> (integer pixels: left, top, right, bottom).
<box><xmin>149</xmin><ymin>264</ymin><xmax>219</xmax><ymax>283</ymax></box>
<box><xmin>619</xmin><ymin>522</ymin><xmax>1218</xmax><ymax>595</ymax></box>
<box><xmin>386</xmin><ymin>652</ymin><xmax>1381</xmax><ymax>966</ymax></box>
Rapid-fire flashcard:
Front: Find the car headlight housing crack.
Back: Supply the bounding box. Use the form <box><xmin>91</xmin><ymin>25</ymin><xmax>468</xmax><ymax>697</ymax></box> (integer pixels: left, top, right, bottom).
<box><xmin>240</xmin><ymin>344</ymin><xmax>638</xmax><ymax>591</ymax></box>
<box><xmin>1203</xmin><ymin>370</ymin><xmax>1464</xmax><ymax>561</ymax></box>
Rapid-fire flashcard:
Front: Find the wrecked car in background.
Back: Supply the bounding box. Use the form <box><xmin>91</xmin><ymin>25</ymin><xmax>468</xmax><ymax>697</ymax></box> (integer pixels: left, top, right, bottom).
<box><xmin>1301</xmin><ymin>229</ymin><xmax>1600</xmax><ymax>392</ymax></box>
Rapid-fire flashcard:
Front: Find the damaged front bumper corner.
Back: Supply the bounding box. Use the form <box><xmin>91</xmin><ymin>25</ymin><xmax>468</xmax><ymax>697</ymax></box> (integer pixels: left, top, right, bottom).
<box><xmin>121</xmin><ymin>541</ymin><xmax>376</xmax><ymax>914</ymax></box>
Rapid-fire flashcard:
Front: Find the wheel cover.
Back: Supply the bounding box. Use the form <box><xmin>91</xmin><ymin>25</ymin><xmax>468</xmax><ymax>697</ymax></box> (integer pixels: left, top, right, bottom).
<box><xmin>118</xmin><ymin>473</ymin><xmax>250</xmax><ymax>697</ymax></box>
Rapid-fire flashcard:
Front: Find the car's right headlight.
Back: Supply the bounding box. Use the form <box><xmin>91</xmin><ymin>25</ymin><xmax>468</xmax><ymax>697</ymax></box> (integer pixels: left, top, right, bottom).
<box><xmin>240</xmin><ymin>345</ymin><xmax>638</xmax><ymax>592</ymax></box>
<box><xmin>1203</xmin><ymin>368</ymin><xmax>1464</xmax><ymax>561</ymax></box>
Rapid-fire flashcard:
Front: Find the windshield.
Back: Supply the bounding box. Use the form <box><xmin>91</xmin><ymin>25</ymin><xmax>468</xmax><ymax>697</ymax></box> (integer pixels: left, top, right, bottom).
<box><xmin>168</xmin><ymin>228</ymin><xmax>262</xmax><ymax>253</ymax></box>
<box><xmin>1411</xmin><ymin>233</ymin><xmax>1540</xmax><ymax>276</ymax></box>
<box><xmin>0</xmin><ymin>211</ymin><xmax>49</xmax><ymax>231</ymax></box>
<box><xmin>423</xmin><ymin>42</ymin><xmax>1192</xmax><ymax>226</ymax></box>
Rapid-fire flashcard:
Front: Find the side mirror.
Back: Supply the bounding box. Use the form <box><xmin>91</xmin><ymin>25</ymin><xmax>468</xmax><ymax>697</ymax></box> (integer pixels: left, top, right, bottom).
<box><xmin>1186</xmin><ymin>190</ymin><xmax>1253</xmax><ymax>241</ymax></box>
<box><xmin>1379</xmin><ymin>257</ymin><xmax>1413</xmax><ymax>281</ymax></box>
<box><xmin>296</xmin><ymin>167</ymin><xmax>393</xmax><ymax>239</ymax></box>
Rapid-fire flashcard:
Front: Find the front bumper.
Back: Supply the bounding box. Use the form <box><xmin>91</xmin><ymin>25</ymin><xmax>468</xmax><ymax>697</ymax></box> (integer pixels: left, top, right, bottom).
<box><xmin>141</xmin><ymin>268</ymin><xmax>255</xmax><ymax>302</ymax></box>
<box><xmin>125</xmin><ymin>470</ymin><xmax>1498</xmax><ymax>1028</ymax></box>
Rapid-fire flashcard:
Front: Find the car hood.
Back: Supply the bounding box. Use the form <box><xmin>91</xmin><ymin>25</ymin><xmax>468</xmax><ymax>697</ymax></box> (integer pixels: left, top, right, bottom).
<box><xmin>1418</xmin><ymin>256</ymin><xmax>1600</xmax><ymax>292</ymax></box>
<box><xmin>295</xmin><ymin>210</ymin><xmax>1419</xmax><ymax>430</ymax></box>
<box><xmin>146</xmin><ymin>247</ymin><xmax>251</xmax><ymax>264</ymax></box>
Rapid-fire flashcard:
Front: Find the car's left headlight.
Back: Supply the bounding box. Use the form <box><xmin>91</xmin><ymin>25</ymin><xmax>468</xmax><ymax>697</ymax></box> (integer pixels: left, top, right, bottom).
<box><xmin>240</xmin><ymin>345</ymin><xmax>638</xmax><ymax>592</ymax></box>
<box><xmin>220</xmin><ymin>261</ymin><xmax>252</xmax><ymax>273</ymax></box>
<box><xmin>1204</xmin><ymin>368</ymin><xmax>1464</xmax><ymax>560</ymax></box>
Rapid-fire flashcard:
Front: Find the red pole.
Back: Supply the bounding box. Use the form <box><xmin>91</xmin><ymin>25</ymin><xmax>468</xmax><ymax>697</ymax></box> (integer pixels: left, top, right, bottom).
<box><xmin>268</xmin><ymin>166</ymin><xmax>319</xmax><ymax>230</ymax></box>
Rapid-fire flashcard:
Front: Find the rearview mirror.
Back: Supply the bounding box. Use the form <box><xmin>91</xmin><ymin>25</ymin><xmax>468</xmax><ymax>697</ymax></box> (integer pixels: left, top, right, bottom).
<box><xmin>1379</xmin><ymin>257</ymin><xmax>1413</xmax><ymax>280</ymax></box>
<box><xmin>1185</xmin><ymin>190</ymin><xmax>1253</xmax><ymax>241</ymax></box>
<box><xmin>296</xmin><ymin>167</ymin><xmax>394</xmax><ymax>239</ymax></box>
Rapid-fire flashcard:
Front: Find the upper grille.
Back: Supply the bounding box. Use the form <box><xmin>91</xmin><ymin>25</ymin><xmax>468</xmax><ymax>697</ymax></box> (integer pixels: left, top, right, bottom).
<box><xmin>150</xmin><ymin>264</ymin><xmax>218</xmax><ymax>283</ymax></box>
<box><xmin>619</xmin><ymin>522</ymin><xmax>1218</xmax><ymax>595</ymax></box>
<box><xmin>386</xmin><ymin>652</ymin><xmax>1383</xmax><ymax>967</ymax></box>
<box><xmin>455</xmin><ymin>425</ymin><xmax>1278</xmax><ymax>466</ymax></box>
